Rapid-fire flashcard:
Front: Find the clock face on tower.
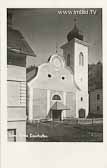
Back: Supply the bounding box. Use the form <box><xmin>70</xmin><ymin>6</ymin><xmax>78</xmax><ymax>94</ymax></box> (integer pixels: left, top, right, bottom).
<box><xmin>53</xmin><ymin>58</ymin><xmax>61</xmax><ymax>68</ymax></box>
<box><xmin>50</xmin><ymin>55</ymin><xmax>64</xmax><ymax>69</ymax></box>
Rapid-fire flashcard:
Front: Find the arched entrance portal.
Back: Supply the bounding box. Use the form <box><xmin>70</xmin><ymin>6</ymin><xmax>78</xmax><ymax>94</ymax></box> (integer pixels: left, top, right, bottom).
<box><xmin>79</xmin><ymin>108</ymin><xmax>86</xmax><ymax>118</ymax></box>
<box><xmin>51</xmin><ymin>94</ymin><xmax>69</xmax><ymax>121</ymax></box>
<box><xmin>51</xmin><ymin>94</ymin><xmax>70</xmax><ymax>121</ymax></box>
<box><xmin>51</xmin><ymin>94</ymin><xmax>62</xmax><ymax>121</ymax></box>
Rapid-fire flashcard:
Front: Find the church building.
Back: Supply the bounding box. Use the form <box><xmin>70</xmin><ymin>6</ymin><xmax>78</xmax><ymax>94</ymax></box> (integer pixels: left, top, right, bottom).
<box><xmin>27</xmin><ymin>23</ymin><xmax>89</xmax><ymax>121</ymax></box>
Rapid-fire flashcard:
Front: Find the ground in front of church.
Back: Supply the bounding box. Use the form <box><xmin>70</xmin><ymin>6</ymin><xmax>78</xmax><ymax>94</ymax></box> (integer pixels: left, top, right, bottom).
<box><xmin>26</xmin><ymin>120</ymin><xmax>103</xmax><ymax>142</ymax></box>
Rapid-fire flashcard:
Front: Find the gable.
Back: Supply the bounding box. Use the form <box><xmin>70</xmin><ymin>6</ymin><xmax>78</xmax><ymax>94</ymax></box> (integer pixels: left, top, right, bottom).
<box><xmin>28</xmin><ymin>54</ymin><xmax>79</xmax><ymax>92</ymax></box>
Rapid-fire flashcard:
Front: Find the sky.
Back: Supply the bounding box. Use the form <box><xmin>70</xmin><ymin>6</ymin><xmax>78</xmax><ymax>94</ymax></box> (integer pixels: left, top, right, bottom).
<box><xmin>8</xmin><ymin>8</ymin><xmax>102</xmax><ymax>67</ymax></box>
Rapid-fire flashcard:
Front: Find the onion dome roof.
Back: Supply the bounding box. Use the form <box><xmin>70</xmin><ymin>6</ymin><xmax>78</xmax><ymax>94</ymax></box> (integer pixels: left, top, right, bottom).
<box><xmin>67</xmin><ymin>22</ymin><xmax>83</xmax><ymax>41</ymax></box>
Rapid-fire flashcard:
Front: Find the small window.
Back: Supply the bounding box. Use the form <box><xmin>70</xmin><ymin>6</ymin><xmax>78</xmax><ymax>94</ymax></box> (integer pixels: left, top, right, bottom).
<box><xmin>8</xmin><ymin>129</ymin><xmax>16</xmax><ymax>142</ymax></box>
<box><xmin>97</xmin><ymin>106</ymin><xmax>100</xmax><ymax>112</ymax></box>
<box><xmin>52</xmin><ymin>95</ymin><xmax>61</xmax><ymax>100</ymax></box>
<box><xmin>81</xmin><ymin>97</ymin><xmax>83</xmax><ymax>101</ymax></box>
<box><xmin>48</xmin><ymin>74</ymin><xmax>52</xmax><ymax>78</ymax></box>
<box><xmin>97</xmin><ymin>94</ymin><xmax>100</xmax><ymax>100</ymax></box>
<box><xmin>62</xmin><ymin>76</ymin><xmax>65</xmax><ymax>80</ymax></box>
<box><xmin>79</xmin><ymin>52</ymin><xmax>84</xmax><ymax>66</ymax></box>
<box><xmin>67</xmin><ymin>54</ymin><xmax>70</xmax><ymax>66</ymax></box>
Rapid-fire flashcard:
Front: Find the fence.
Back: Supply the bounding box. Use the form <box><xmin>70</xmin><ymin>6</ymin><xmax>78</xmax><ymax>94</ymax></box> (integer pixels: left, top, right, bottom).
<box><xmin>27</xmin><ymin>118</ymin><xmax>103</xmax><ymax>125</ymax></box>
<box><xmin>76</xmin><ymin>118</ymin><xmax>103</xmax><ymax>125</ymax></box>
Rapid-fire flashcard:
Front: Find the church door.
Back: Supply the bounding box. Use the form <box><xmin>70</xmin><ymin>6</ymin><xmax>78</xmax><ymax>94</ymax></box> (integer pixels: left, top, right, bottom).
<box><xmin>79</xmin><ymin>109</ymin><xmax>85</xmax><ymax>118</ymax></box>
<box><xmin>52</xmin><ymin>110</ymin><xmax>62</xmax><ymax>121</ymax></box>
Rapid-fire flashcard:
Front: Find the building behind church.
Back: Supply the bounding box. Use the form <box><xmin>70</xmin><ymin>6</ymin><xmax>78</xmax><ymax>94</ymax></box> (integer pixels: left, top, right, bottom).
<box><xmin>27</xmin><ymin>23</ymin><xmax>89</xmax><ymax>121</ymax></box>
<box><xmin>7</xmin><ymin>11</ymin><xmax>36</xmax><ymax>141</ymax></box>
<box><xmin>88</xmin><ymin>62</ymin><xmax>103</xmax><ymax>117</ymax></box>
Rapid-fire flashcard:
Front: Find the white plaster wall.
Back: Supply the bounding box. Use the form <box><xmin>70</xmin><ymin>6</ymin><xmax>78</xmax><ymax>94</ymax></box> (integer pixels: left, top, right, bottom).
<box><xmin>32</xmin><ymin>88</ymin><xmax>47</xmax><ymax>120</ymax></box>
<box><xmin>74</xmin><ymin>41</ymin><xmax>88</xmax><ymax>118</ymax></box>
<box><xmin>8</xmin><ymin>107</ymin><xmax>26</xmax><ymax>121</ymax></box>
<box><xmin>47</xmin><ymin>90</ymin><xmax>50</xmax><ymax>114</ymax></box>
<box><xmin>7</xmin><ymin>65</ymin><xmax>26</xmax><ymax>81</ymax></box>
<box><xmin>76</xmin><ymin>91</ymin><xmax>89</xmax><ymax>118</ymax></box>
<box><xmin>74</xmin><ymin>41</ymin><xmax>88</xmax><ymax>92</ymax></box>
<box><xmin>63</xmin><ymin>41</ymin><xmax>74</xmax><ymax>72</ymax></box>
<box><xmin>62</xmin><ymin>91</ymin><xmax>66</xmax><ymax>119</ymax></box>
<box><xmin>28</xmin><ymin>58</ymin><xmax>77</xmax><ymax>93</ymax></box>
<box><xmin>66</xmin><ymin>92</ymin><xmax>76</xmax><ymax>118</ymax></box>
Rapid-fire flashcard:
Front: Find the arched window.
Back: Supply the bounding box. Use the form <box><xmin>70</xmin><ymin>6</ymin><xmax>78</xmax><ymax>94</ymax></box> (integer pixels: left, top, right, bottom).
<box><xmin>52</xmin><ymin>95</ymin><xmax>61</xmax><ymax>100</ymax></box>
<box><xmin>97</xmin><ymin>94</ymin><xmax>100</xmax><ymax>100</ymax></box>
<box><xmin>79</xmin><ymin>52</ymin><xmax>84</xmax><ymax>66</ymax></box>
<box><xmin>67</xmin><ymin>54</ymin><xmax>70</xmax><ymax>66</ymax></box>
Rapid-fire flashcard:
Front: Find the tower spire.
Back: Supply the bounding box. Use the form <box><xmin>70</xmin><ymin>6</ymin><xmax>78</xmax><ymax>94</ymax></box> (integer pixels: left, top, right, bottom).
<box><xmin>67</xmin><ymin>17</ymin><xmax>83</xmax><ymax>41</ymax></box>
<box><xmin>55</xmin><ymin>42</ymin><xmax>58</xmax><ymax>53</ymax></box>
<box><xmin>74</xmin><ymin>17</ymin><xmax>77</xmax><ymax>25</ymax></box>
<box><xmin>73</xmin><ymin>17</ymin><xmax>78</xmax><ymax>30</ymax></box>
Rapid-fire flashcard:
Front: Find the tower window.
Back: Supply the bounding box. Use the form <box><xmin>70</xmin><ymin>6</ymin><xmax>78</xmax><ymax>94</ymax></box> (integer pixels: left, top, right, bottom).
<box><xmin>97</xmin><ymin>106</ymin><xmax>100</xmax><ymax>112</ymax></box>
<box><xmin>81</xmin><ymin>97</ymin><xmax>83</xmax><ymax>101</ymax></box>
<box><xmin>97</xmin><ymin>94</ymin><xmax>100</xmax><ymax>100</ymax></box>
<box><xmin>79</xmin><ymin>52</ymin><xmax>84</xmax><ymax>66</ymax></box>
<box><xmin>67</xmin><ymin>54</ymin><xmax>70</xmax><ymax>66</ymax></box>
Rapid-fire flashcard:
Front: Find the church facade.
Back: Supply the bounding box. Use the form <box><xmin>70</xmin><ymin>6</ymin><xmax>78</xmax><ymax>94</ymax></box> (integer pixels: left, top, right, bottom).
<box><xmin>27</xmin><ymin>24</ymin><xmax>89</xmax><ymax>121</ymax></box>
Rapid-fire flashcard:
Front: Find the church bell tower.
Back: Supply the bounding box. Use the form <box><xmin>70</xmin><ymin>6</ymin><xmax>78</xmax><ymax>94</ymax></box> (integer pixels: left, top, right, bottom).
<box><xmin>61</xmin><ymin>19</ymin><xmax>89</xmax><ymax>118</ymax></box>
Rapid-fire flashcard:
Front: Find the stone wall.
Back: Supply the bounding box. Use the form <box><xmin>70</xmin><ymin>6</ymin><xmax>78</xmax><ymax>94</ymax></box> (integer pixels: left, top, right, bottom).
<box><xmin>89</xmin><ymin>89</ymin><xmax>103</xmax><ymax>114</ymax></box>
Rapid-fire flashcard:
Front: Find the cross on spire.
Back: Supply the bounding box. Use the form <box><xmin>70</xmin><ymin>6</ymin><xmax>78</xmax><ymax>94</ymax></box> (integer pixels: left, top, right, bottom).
<box><xmin>74</xmin><ymin>17</ymin><xmax>78</xmax><ymax>27</ymax></box>
<box><xmin>56</xmin><ymin>42</ymin><xmax>58</xmax><ymax>53</ymax></box>
<box><xmin>67</xmin><ymin>17</ymin><xmax>83</xmax><ymax>41</ymax></box>
<box><xmin>74</xmin><ymin>17</ymin><xmax>77</xmax><ymax>24</ymax></box>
